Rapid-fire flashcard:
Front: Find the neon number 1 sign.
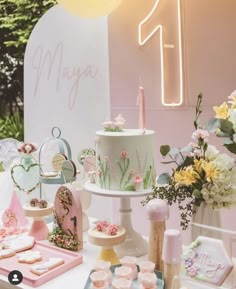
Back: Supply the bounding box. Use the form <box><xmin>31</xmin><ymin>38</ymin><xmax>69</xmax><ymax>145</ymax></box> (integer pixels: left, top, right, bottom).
<box><xmin>138</xmin><ymin>0</ymin><xmax>183</xmax><ymax>106</ymax></box>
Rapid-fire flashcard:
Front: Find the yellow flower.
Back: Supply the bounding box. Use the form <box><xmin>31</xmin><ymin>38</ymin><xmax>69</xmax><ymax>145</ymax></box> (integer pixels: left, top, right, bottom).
<box><xmin>193</xmin><ymin>159</ymin><xmax>204</xmax><ymax>174</ymax></box>
<box><xmin>213</xmin><ymin>102</ymin><xmax>229</xmax><ymax>119</ymax></box>
<box><xmin>202</xmin><ymin>161</ymin><xmax>220</xmax><ymax>182</ymax></box>
<box><xmin>174</xmin><ymin>167</ymin><xmax>198</xmax><ymax>186</ymax></box>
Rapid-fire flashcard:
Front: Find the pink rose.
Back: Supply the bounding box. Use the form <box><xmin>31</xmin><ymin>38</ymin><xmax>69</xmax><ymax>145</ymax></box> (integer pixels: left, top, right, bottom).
<box><xmin>106</xmin><ymin>224</ymin><xmax>118</xmax><ymax>235</ymax></box>
<box><xmin>96</xmin><ymin>221</ymin><xmax>109</xmax><ymax>232</ymax></box>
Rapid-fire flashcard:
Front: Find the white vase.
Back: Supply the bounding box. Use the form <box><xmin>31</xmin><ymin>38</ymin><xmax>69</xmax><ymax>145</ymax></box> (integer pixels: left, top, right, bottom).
<box><xmin>191</xmin><ymin>202</ymin><xmax>221</xmax><ymax>241</ymax></box>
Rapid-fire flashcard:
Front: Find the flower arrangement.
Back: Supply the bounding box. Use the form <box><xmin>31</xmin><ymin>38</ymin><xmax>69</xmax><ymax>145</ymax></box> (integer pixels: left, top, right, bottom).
<box><xmin>48</xmin><ymin>227</ymin><xmax>79</xmax><ymax>251</ymax></box>
<box><xmin>103</xmin><ymin>114</ymin><xmax>126</xmax><ymax>132</ymax></box>
<box><xmin>143</xmin><ymin>94</ymin><xmax>236</xmax><ymax>230</ymax></box>
<box><xmin>207</xmin><ymin>90</ymin><xmax>236</xmax><ymax>154</ymax></box>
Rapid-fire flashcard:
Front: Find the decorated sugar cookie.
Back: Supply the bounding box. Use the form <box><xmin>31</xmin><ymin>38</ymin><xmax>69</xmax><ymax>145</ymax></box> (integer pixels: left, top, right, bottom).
<box><xmin>30</xmin><ymin>257</ymin><xmax>64</xmax><ymax>275</ymax></box>
<box><xmin>17</xmin><ymin>250</ymin><xmax>42</xmax><ymax>264</ymax></box>
<box><xmin>2</xmin><ymin>209</ymin><xmax>17</xmax><ymax>228</ymax></box>
<box><xmin>0</xmin><ymin>249</ymin><xmax>16</xmax><ymax>259</ymax></box>
<box><xmin>182</xmin><ymin>236</ymin><xmax>233</xmax><ymax>286</ymax></box>
<box><xmin>2</xmin><ymin>235</ymin><xmax>35</xmax><ymax>253</ymax></box>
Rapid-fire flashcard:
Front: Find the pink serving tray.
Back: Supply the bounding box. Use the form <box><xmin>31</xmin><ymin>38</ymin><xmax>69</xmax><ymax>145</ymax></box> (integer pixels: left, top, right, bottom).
<box><xmin>0</xmin><ymin>241</ymin><xmax>83</xmax><ymax>287</ymax></box>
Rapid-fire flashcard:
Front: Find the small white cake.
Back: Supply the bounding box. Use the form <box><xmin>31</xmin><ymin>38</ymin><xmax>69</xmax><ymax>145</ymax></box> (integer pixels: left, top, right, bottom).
<box><xmin>95</xmin><ymin>129</ymin><xmax>155</xmax><ymax>191</ymax></box>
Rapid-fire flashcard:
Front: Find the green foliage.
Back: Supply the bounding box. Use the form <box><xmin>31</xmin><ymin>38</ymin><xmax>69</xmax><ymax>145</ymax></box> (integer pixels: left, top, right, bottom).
<box><xmin>0</xmin><ymin>0</ymin><xmax>56</xmax><ymax>129</ymax></box>
<box><xmin>0</xmin><ymin>111</ymin><xmax>24</xmax><ymax>140</ymax></box>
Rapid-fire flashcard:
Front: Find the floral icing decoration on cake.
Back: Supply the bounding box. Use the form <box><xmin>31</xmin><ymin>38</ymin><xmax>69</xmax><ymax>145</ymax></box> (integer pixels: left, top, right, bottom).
<box><xmin>97</xmin><ymin>150</ymin><xmax>154</xmax><ymax>191</ymax></box>
<box><xmin>103</xmin><ymin>114</ymin><xmax>126</xmax><ymax>132</ymax></box>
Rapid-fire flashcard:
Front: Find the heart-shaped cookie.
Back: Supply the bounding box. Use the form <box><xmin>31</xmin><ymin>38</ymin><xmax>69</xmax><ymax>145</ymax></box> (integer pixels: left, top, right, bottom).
<box><xmin>11</xmin><ymin>164</ymin><xmax>40</xmax><ymax>193</ymax></box>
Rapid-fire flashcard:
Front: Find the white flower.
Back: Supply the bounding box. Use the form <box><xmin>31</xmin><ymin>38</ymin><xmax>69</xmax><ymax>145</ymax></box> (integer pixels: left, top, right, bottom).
<box><xmin>213</xmin><ymin>153</ymin><xmax>235</xmax><ymax>170</ymax></box>
<box><xmin>228</xmin><ymin>109</ymin><xmax>236</xmax><ymax>131</ymax></box>
<box><xmin>205</xmin><ymin>145</ymin><xmax>219</xmax><ymax>160</ymax></box>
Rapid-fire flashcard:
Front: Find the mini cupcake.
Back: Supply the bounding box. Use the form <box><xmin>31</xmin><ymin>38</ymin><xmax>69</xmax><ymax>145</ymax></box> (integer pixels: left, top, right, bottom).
<box><xmin>94</xmin><ymin>260</ymin><xmax>112</xmax><ymax>285</ymax></box>
<box><xmin>90</xmin><ymin>271</ymin><xmax>108</xmax><ymax>287</ymax></box>
<box><xmin>38</xmin><ymin>200</ymin><xmax>48</xmax><ymax>208</ymax></box>
<box><xmin>120</xmin><ymin>256</ymin><xmax>138</xmax><ymax>280</ymax></box>
<box><xmin>30</xmin><ymin>198</ymin><xmax>39</xmax><ymax>207</ymax></box>
<box><xmin>114</xmin><ymin>266</ymin><xmax>132</xmax><ymax>280</ymax></box>
<box><xmin>112</xmin><ymin>278</ymin><xmax>132</xmax><ymax>289</ymax></box>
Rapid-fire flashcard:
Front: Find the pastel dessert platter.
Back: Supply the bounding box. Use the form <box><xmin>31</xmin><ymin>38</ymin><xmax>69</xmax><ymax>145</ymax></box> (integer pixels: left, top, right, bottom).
<box><xmin>182</xmin><ymin>236</ymin><xmax>234</xmax><ymax>287</ymax></box>
<box><xmin>88</xmin><ymin>221</ymin><xmax>126</xmax><ymax>265</ymax></box>
<box><xmin>23</xmin><ymin>199</ymin><xmax>54</xmax><ymax>241</ymax></box>
<box><xmin>84</xmin><ymin>114</ymin><xmax>156</xmax><ymax>196</ymax></box>
<box><xmin>84</xmin><ymin>258</ymin><xmax>164</xmax><ymax>289</ymax></box>
<box><xmin>0</xmin><ymin>235</ymin><xmax>83</xmax><ymax>287</ymax></box>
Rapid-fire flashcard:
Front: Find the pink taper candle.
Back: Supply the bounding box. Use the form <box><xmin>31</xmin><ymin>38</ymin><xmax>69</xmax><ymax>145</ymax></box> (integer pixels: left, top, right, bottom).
<box><xmin>137</xmin><ymin>86</ymin><xmax>146</xmax><ymax>130</ymax></box>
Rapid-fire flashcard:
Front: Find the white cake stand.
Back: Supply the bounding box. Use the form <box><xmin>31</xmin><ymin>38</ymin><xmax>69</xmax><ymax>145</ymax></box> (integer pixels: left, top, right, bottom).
<box><xmin>83</xmin><ymin>181</ymin><xmax>152</xmax><ymax>257</ymax></box>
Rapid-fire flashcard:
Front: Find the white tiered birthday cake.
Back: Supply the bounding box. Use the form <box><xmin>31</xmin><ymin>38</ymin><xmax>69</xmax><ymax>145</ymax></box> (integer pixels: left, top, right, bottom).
<box><xmin>95</xmin><ymin>124</ymin><xmax>155</xmax><ymax>192</ymax></box>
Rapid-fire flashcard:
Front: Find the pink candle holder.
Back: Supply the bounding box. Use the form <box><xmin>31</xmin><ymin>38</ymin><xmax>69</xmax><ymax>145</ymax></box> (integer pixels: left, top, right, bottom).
<box><xmin>115</xmin><ymin>266</ymin><xmax>133</xmax><ymax>280</ymax></box>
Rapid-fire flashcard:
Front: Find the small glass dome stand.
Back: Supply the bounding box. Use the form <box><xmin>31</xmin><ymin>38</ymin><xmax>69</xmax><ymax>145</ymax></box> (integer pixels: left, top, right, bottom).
<box><xmin>38</xmin><ymin>127</ymin><xmax>76</xmax><ymax>192</ymax></box>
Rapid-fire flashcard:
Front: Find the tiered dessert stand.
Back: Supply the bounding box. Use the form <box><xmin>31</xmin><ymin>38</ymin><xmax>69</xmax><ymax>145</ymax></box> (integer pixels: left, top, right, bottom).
<box><xmin>84</xmin><ymin>181</ymin><xmax>152</xmax><ymax>257</ymax></box>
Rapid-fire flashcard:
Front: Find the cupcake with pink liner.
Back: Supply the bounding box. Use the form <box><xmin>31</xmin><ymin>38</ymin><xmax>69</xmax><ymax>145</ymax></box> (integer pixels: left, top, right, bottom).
<box><xmin>138</xmin><ymin>272</ymin><xmax>157</xmax><ymax>289</ymax></box>
<box><xmin>115</xmin><ymin>266</ymin><xmax>133</xmax><ymax>280</ymax></box>
<box><xmin>90</xmin><ymin>271</ymin><xmax>108</xmax><ymax>288</ymax></box>
<box><xmin>139</xmin><ymin>261</ymin><xmax>155</xmax><ymax>273</ymax></box>
<box><xmin>94</xmin><ymin>260</ymin><xmax>112</xmax><ymax>285</ymax></box>
<box><xmin>120</xmin><ymin>256</ymin><xmax>138</xmax><ymax>280</ymax></box>
<box><xmin>112</xmin><ymin>278</ymin><xmax>132</xmax><ymax>289</ymax></box>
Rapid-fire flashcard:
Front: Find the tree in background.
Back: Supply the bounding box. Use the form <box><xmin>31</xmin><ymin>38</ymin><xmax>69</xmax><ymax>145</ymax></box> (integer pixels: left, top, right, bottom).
<box><xmin>0</xmin><ymin>0</ymin><xmax>56</xmax><ymax>140</ymax></box>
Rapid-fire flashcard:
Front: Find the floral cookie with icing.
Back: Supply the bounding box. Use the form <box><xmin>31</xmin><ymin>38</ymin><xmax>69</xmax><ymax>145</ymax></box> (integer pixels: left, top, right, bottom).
<box><xmin>2</xmin><ymin>235</ymin><xmax>34</xmax><ymax>252</ymax></box>
<box><xmin>0</xmin><ymin>249</ymin><xmax>16</xmax><ymax>259</ymax></box>
<box><xmin>30</xmin><ymin>257</ymin><xmax>64</xmax><ymax>275</ymax></box>
<box><xmin>182</xmin><ymin>236</ymin><xmax>233</xmax><ymax>286</ymax></box>
<box><xmin>17</xmin><ymin>250</ymin><xmax>42</xmax><ymax>264</ymax></box>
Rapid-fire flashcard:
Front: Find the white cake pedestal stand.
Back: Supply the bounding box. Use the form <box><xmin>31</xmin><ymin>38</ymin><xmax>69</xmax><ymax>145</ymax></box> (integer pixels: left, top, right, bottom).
<box><xmin>84</xmin><ymin>181</ymin><xmax>152</xmax><ymax>257</ymax></box>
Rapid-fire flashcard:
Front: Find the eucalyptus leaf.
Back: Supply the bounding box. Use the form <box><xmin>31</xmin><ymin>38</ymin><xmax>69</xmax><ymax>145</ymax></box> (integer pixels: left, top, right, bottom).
<box><xmin>205</xmin><ymin>118</ymin><xmax>219</xmax><ymax>133</ymax></box>
<box><xmin>219</xmin><ymin>119</ymin><xmax>235</xmax><ymax>134</ymax></box>
<box><xmin>179</xmin><ymin>156</ymin><xmax>194</xmax><ymax>169</ymax></box>
<box><xmin>160</xmin><ymin>145</ymin><xmax>170</xmax><ymax>156</ymax></box>
<box><xmin>193</xmin><ymin>189</ymin><xmax>202</xmax><ymax>198</ymax></box>
<box><xmin>180</xmin><ymin>145</ymin><xmax>193</xmax><ymax>153</ymax></box>
<box><xmin>157</xmin><ymin>173</ymin><xmax>171</xmax><ymax>184</ymax></box>
<box><xmin>224</xmin><ymin>143</ymin><xmax>236</xmax><ymax>154</ymax></box>
<box><xmin>216</xmin><ymin>130</ymin><xmax>230</xmax><ymax>137</ymax></box>
<box><xmin>224</xmin><ymin>138</ymin><xmax>233</xmax><ymax>145</ymax></box>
